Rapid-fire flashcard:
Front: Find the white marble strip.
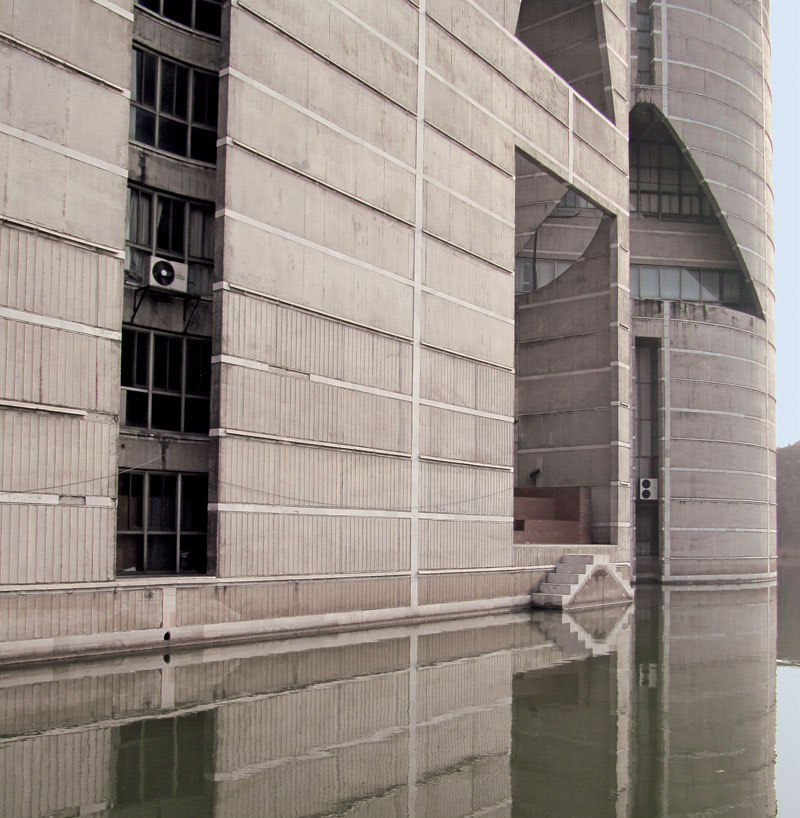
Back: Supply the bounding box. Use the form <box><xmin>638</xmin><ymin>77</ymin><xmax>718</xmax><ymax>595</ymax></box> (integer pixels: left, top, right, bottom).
<box><xmin>0</xmin><ymin>122</ymin><xmax>128</xmax><ymax>177</ymax></box>
<box><xmin>0</xmin><ymin>306</ymin><xmax>121</xmax><ymax>341</ymax></box>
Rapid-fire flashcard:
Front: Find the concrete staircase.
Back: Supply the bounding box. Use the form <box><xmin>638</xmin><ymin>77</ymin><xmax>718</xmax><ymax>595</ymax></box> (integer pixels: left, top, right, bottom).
<box><xmin>514</xmin><ymin>487</ymin><xmax>591</xmax><ymax>545</ymax></box>
<box><xmin>531</xmin><ymin>554</ymin><xmax>632</xmax><ymax>610</ymax></box>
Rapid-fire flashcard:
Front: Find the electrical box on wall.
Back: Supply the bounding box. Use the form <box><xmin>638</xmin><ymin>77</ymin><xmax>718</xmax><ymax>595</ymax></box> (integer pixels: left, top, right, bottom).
<box><xmin>638</xmin><ymin>478</ymin><xmax>658</xmax><ymax>500</ymax></box>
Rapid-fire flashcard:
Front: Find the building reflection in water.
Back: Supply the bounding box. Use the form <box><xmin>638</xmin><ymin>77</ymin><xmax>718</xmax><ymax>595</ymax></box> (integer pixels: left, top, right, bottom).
<box><xmin>0</xmin><ymin>584</ymin><xmax>777</xmax><ymax>818</ymax></box>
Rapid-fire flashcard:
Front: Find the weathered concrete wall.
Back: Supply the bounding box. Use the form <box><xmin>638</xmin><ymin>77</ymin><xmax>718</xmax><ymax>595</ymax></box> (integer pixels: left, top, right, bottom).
<box><xmin>0</xmin><ymin>1</ymin><xmax>131</xmax><ymax>583</ymax></box>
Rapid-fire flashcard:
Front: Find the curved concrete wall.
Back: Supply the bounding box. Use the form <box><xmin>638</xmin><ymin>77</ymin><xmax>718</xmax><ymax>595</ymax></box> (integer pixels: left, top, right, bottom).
<box><xmin>630</xmin><ymin>0</ymin><xmax>775</xmax><ymax>580</ymax></box>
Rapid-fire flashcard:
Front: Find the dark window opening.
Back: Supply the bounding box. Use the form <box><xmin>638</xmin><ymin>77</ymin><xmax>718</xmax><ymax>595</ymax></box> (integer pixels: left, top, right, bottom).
<box><xmin>125</xmin><ymin>185</ymin><xmax>214</xmax><ymax>295</ymax></box>
<box><xmin>130</xmin><ymin>48</ymin><xmax>218</xmax><ymax>164</ymax></box>
<box><xmin>117</xmin><ymin>470</ymin><xmax>208</xmax><ymax>575</ymax></box>
<box><xmin>635</xmin><ymin>2</ymin><xmax>653</xmax><ymax>85</ymax></box>
<box><xmin>121</xmin><ymin>327</ymin><xmax>211</xmax><ymax>434</ymax></box>
<box><xmin>135</xmin><ymin>0</ymin><xmax>222</xmax><ymax>37</ymax></box>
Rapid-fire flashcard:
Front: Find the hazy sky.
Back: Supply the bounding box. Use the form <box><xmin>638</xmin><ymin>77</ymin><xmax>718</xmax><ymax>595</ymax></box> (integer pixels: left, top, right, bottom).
<box><xmin>772</xmin><ymin>1</ymin><xmax>800</xmax><ymax>447</ymax></box>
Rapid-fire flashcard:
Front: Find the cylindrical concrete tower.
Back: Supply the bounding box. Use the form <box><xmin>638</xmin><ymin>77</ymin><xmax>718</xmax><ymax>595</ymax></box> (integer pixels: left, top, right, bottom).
<box><xmin>629</xmin><ymin>0</ymin><xmax>775</xmax><ymax>581</ymax></box>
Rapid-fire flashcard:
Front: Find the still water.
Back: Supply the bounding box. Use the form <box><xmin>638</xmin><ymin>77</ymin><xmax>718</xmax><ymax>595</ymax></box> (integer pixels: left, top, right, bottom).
<box><xmin>0</xmin><ymin>571</ymin><xmax>795</xmax><ymax>818</ymax></box>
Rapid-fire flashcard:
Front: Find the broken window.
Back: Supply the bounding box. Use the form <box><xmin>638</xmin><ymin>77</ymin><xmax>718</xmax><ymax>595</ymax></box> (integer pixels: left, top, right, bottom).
<box><xmin>121</xmin><ymin>327</ymin><xmax>211</xmax><ymax>433</ymax></box>
<box><xmin>117</xmin><ymin>470</ymin><xmax>208</xmax><ymax>574</ymax></box>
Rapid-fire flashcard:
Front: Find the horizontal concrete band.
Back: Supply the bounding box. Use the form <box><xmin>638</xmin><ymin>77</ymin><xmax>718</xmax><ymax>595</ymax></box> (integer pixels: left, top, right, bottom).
<box><xmin>0</xmin><ymin>596</ymin><xmax>535</xmax><ymax>665</ymax></box>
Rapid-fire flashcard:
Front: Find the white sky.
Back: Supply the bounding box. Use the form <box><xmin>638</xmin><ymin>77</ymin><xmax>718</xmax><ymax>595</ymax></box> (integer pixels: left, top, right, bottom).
<box><xmin>772</xmin><ymin>0</ymin><xmax>800</xmax><ymax>447</ymax></box>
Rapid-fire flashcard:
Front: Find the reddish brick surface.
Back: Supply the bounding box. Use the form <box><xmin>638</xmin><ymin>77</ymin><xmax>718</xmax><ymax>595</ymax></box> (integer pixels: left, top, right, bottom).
<box><xmin>513</xmin><ymin>487</ymin><xmax>592</xmax><ymax>544</ymax></box>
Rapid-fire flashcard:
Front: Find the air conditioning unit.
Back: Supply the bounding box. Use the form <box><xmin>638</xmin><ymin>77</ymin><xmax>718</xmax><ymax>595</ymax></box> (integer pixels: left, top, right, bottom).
<box><xmin>149</xmin><ymin>257</ymin><xmax>188</xmax><ymax>293</ymax></box>
<box><xmin>638</xmin><ymin>478</ymin><xmax>658</xmax><ymax>500</ymax></box>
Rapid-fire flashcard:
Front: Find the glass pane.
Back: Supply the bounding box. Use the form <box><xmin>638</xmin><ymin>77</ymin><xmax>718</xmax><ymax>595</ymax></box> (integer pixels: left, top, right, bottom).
<box><xmin>722</xmin><ymin>272</ymin><xmax>741</xmax><ymax>304</ymax></box>
<box><xmin>181</xmin><ymin>475</ymin><xmax>208</xmax><ymax>531</ymax></box>
<box><xmin>515</xmin><ymin>257</ymin><xmax>533</xmax><ymax>293</ymax></box>
<box><xmin>681</xmin><ymin>268</ymin><xmax>702</xmax><ymax>300</ymax></box>
<box><xmin>132</xmin><ymin>50</ymin><xmax>157</xmax><ymax>107</ymax></box>
<box><xmin>125</xmin><ymin>248</ymin><xmax>149</xmax><ymax>283</ymax></box>
<box><xmin>661</xmin><ymin>266</ymin><xmax>681</xmax><ymax>299</ymax></box>
<box><xmin>179</xmin><ymin>534</ymin><xmax>207</xmax><ymax>573</ymax></box>
<box><xmin>640</xmin><ymin>266</ymin><xmax>660</xmax><ymax>298</ymax></box>
<box><xmin>152</xmin><ymin>394</ymin><xmax>182</xmax><ymax>431</ymax></box>
<box><xmin>184</xmin><ymin>397</ymin><xmax>210</xmax><ymax>433</ymax></box>
<box><xmin>188</xmin><ymin>263</ymin><xmax>213</xmax><ymax>296</ymax></box>
<box><xmin>190</xmin><ymin>126</ymin><xmax>217</xmax><ymax>163</ymax></box>
<box><xmin>536</xmin><ymin>260</ymin><xmax>555</xmax><ymax>288</ymax></box>
<box><xmin>163</xmin><ymin>0</ymin><xmax>192</xmax><ymax>26</ymax></box>
<box><xmin>185</xmin><ymin>339</ymin><xmax>211</xmax><ymax>395</ymax></box>
<box><xmin>147</xmin><ymin>534</ymin><xmax>177</xmax><ymax>572</ymax></box>
<box><xmin>160</xmin><ymin>61</ymin><xmax>189</xmax><ymax>119</ymax></box>
<box><xmin>192</xmin><ymin>72</ymin><xmax>218</xmax><ymax>126</ymax></box>
<box><xmin>149</xmin><ymin>474</ymin><xmax>177</xmax><ymax>531</ymax></box>
<box><xmin>554</xmin><ymin>260</ymin><xmax>572</xmax><ymax>277</ymax></box>
<box><xmin>117</xmin><ymin>533</ymin><xmax>144</xmax><ymax>573</ymax></box>
<box><xmin>701</xmin><ymin>270</ymin><xmax>720</xmax><ymax>301</ymax></box>
<box><xmin>195</xmin><ymin>0</ymin><xmax>222</xmax><ymax>35</ymax></box>
<box><xmin>123</xmin><ymin>390</ymin><xmax>149</xmax><ymax>427</ymax></box>
<box><xmin>139</xmin><ymin>0</ymin><xmax>160</xmax><ymax>10</ymax></box>
<box><xmin>158</xmin><ymin>118</ymin><xmax>188</xmax><ymax>156</ymax></box>
<box><xmin>121</xmin><ymin>329</ymin><xmax>136</xmax><ymax>387</ymax></box>
<box><xmin>131</xmin><ymin>107</ymin><xmax>156</xmax><ymax>146</ymax></box>
<box><xmin>153</xmin><ymin>334</ymin><xmax>183</xmax><ymax>391</ymax></box>
<box><xmin>630</xmin><ymin>265</ymin><xmax>639</xmax><ymax>297</ymax></box>
<box><xmin>135</xmin><ymin>331</ymin><xmax>149</xmax><ymax>386</ymax></box>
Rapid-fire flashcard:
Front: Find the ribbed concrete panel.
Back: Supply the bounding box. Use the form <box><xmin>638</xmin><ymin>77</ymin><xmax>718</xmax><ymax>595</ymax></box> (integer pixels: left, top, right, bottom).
<box><xmin>221</xmin><ymin>220</ymin><xmax>413</xmax><ymax>337</ymax></box>
<box><xmin>226</xmin><ymin>75</ymin><xmax>416</xmax><ymax>223</ymax></box>
<box><xmin>418</xmin><ymin>653</ymin><xmax>512</xmax><ymax>721</ymax></box>
<box><xmin>418</xmin><ymin>706</ymin><xmax>512</xmax><ymax>776</ymax></box>
<box><xmin>423</xmin><ymin>235</ymin><xmax>514</xmax><ymax>319</ymax></box>
<box><xmin>214</xmin><ymin>673</ymin><xmax>408</xmax><ymax>772</ymax></box>
<box><xmin>416</xmin><ymin>754</ymin><xmax>511</xmax><ymax>818</ymax></box>
<box><xmin>419</xmin><ymin>461</ymin><xmax>512</xmax><ymax>517</ymax></box>
<box><xmin>219</xmin><ymin>365</ymin><xmax>412</xmax><ymax>452</ymax></box>
<box><xmin>217</xmin><ymin>512</ymin><xmax>410</xmax><ymax>576</ymax></box>
<box><xmin>0</xmin><ymin>670</ymin><xmax>159</xmax><ymax>735</ymax></box>
<box><xmin>221</xmin><ymin>291</ymin><xmax>412</xmax><ymax>394</ymax></box>
<box><xmin>419</xmin><ymin>570</ymin><xmax>540</xmax><ymax>606</ymax></box>
<box><xmin>176</xmin><ymin>577</ymin><xmax>410</xmax><ymax>626</ymax></box>
<box><xmin>0</xmin><ymin>504</ymin><xmax>113</xmax><ymax>583</ymax></box>
<box><xmin>218</xmin><ymin>438</ymin><xmax>411</xmax><ymax>509</ymax></box>
<box><xmin>420</xmin><ymin>348</ymin><xmax>514</xmax><ymax>416</ymax></box>
<box><xmin>0</xmin><ymin>320</ymin><xmax>117</xmax><ymax>412</ymax></box>
<box><xmin>420</xmin><ymin>405</ymin><xmax>513</xmax><ymax>466</ymax></box>
<box><xmin>235</xmin><ymin>0</ymin><xmax>418</xmax><ymax>111</ymax></box>
<box><xmin>420</xmin><ymin>519</ymin><xmax>512</xmax><ymax>570</ymax></box>
<box><xmin>671</xmin><ymin>470</ymin><xmax>771</xmax><ymax>502</ymax></box>
<box><xmin>228</xmin><ymin>13</ymin><xmax>416</xmax><ymax>165</ymax></box>
<box><xmin>0</xmin><ymin>226</ymin><xmax>121</xmax><ymax>330</ymax></box>
<box><xmin>0</xmin><ymin>587</ymin><xmax>161</xmax><ymax>640</ymax></box>
<box><xmin>422</xmin><ymin>291</ymin><xmax>515</xmax><ymax>367</ymax></box>
<box><xmin>0</xmin><ymin>410</ymin><xmax>115</xmax><ymax>496</ymax></box>
<box><xmin>0</xmin><ymin>730</ymin><xmax>111</xmax><ymax>818</ymax></box>
<box><xmin>224</xmin><ymin>149</ymin><xmax>415</xmax><ymax>282</ymax></box>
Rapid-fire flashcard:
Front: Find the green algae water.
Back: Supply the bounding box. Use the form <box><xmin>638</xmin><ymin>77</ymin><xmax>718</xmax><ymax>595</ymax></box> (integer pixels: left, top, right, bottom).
<box><xmin>0</xmin><ymin>573</ymin><xmax>792</xmax><ymax>817</ymax></box>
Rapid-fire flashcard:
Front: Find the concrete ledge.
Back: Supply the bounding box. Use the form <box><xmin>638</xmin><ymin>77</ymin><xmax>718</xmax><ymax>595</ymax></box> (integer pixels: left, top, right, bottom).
<box><xmin>0</xmin><ymin>596</ymin><xmax>534</xmax><ymax>667</ymax></box>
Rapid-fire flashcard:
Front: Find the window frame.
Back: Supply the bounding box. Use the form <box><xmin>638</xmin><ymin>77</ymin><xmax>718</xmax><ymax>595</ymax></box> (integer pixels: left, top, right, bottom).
<box><xmin>630</xmin><ymin>264</ymin><xmax>744</xmax><ymax>307</ymax></box>
<box><xmin>121</xmin><ymin>326</ymin><xmax>212</xmax><ymax>434</ymax></box>
<box><xmin>117</xmin><ymin>469</ymin><xmax>209</xmax><ymax>575</ymax></box>
<box><xmin>136</xmin><ymin>0</ymin><xmax>223</xmax><ymax>37</ymax></box>
<box><xmin>125</xmin><ymin>184</ymin><xmax>215</xmax><ymax>295</ymax></box>
<box><xmin>130</xmin><ymin>46</ymin><xmax>219</xmax><ymax>164</ymax></box>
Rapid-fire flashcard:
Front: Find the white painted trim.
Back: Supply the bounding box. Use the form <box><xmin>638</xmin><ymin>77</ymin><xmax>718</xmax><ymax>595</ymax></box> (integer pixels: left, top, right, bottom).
<box><xmin>327</xmin><ymin>0</ymin><xmax>418</xmax><ymax>63</ymax></box>
<box><xmin>0</xmin><ymin>215</ymin><xmax>125</xmax><ymax>258</ymax></box>
<box><xmin>222</xmin><ymin>67</ymin><xmax>415</xmax><ymax>172</ymax></box>
<box><xmin>665</xmin><ymin>3</ymin><xmax>761</xmax><ymax>49</ymax></box>
<box><xmin>670</xmin><ymin>406</ymin><xmax>768</xmax><ymax>421</ymax></box>
<box><xmin>671</xmin><ymin>466</ymin><xmax>774</xmax><ymax>479</ymax></box>
<box><xmin>671</xmin><ymin>527</ymin><xmax>770</xmax><ymax>533</ymax></box>
<box><xmin>0</xmin><ymin>122</ymin><xmax>127</xmax><ymax>177</ymax></box>
<box><xmin>423</xmin><ymin>175</ymin><xmax>514</xmax><ymax>227</ymax></box>
<box><xmin>212</xmin><ymin>354</ymin><xmax>412</xmax><ymax>402</ymax></box>
<box><xmin>0</xmin><ymin>306</ymin><xmax>121</xmax><ymax>341</ymax></box>
<box><xmin>419</xmin><ymin>399</ymin><xmax>513</xmax><ymax>423</ymax></box>
<box><xmin>211</xmin><ymin>427</ymin><xmax>411</xmax><ymax>458</ymax></box>
<box><xmin>420</xmin><ymin>286</ymin><xmax>514</xmax><ymax>324</ymax></box>
<box><xmin>0</xmin><ymin>399</ymin><xmax>86</xmax><ymax>417</ymax></box>
<box><xmin>671</xmin><ymin>347</ymin><xmax>768</xmax><ymax>368</ymax></box>
<box><xmin>88</xmin><ymin>0</ymin><xmax>134</xmax><ymax>20</ymax></box>
<box><xmin>212</xmin><ymin>502</ymin><xmax>412</xmax><ymax>518</ymax></box>
<box><xmin>519</xmin><ymin>366</ymin><xmax>610</xmax><ymax>381</ymax></box>
<box><xmin>0</xmin><ymin>493</ymin><xmax>59</xmax><ymax>505</ymax></box>
<box><xmin>419</xmin><ymin>513</ymin><xmax>512</xmax><ymax>523</ymax></box>
<box><xmin>517</xmin><ymin>289</ymin><xmax>609</xmax><ymax>308</ymax></box>
<box><xmin>217</xmin><ymin>208</ymin><xmax>413</xmax><ymax>287</ymax></box>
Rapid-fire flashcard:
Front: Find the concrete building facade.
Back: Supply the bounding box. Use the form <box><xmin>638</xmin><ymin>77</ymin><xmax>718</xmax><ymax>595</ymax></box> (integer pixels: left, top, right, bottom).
<box><xmin>0</xmin><ymin>0</ymin><xmax>774</xmax><ymax>662</ymax></box>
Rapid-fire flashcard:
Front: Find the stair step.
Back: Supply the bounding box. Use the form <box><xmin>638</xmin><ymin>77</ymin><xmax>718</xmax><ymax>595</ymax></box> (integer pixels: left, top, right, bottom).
<box><xmin>530</xmin><ymin>592</ymin><xmax>565</xmax><ymax>609</ymax></box>
<box><xmin>552</xmin><ymin>569</ymin><xmax>583</xmax><ymax>583</ymax></box>
<box><xmin>559</xmin><ymin>554</ymin><xmax>596</xmax><ymax>565</ymax></box>
<box><xmin>539</xmin><ymin>582</ymin><xmax>573</xmax><ymax>595</ymax></box>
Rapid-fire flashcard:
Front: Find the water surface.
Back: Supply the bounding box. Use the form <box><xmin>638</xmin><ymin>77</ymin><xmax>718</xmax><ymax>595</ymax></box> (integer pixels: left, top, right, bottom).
<box><xmin>0</xmin><ymin>576</ymin><xmax>788</xmax><ymax>817</ymax></box>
